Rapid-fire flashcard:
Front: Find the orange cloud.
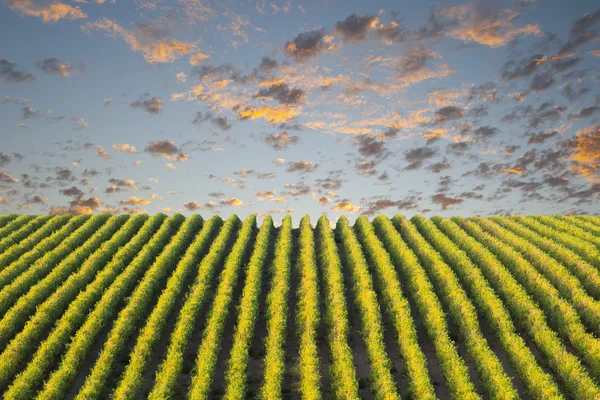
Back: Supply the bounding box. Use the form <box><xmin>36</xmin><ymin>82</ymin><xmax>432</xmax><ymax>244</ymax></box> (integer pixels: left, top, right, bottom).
<box><xmin>331</xmin><ymin>200</ymin><xmax>361</xmax><ymax>213</ymax></box>
<box><xmin>235</xmin><ymin>104</ymin><xmax>300</xmax><ymax>124</ymax></box>
<box><xmin>221</xmin><ymin>197</ymin><xmax>243</xmax><ymax>206</ymax></box>
<box><xmin>189</xmin><ymin>51</ymin><xmax>210</xmax><ymax>66</ymax></box>
<box><xmin>82</xmin><ymin>19</ymin><xmax>198</xmax><ymax>63</ymax></box>
<box><xmin>112</xmin><ymin>143</ymin><xmax>136</xmax><ymax>153</ymax></box>
<box><xmin>569</xmin><ymin>124</ymin><xmax>600</xmax><ymax>180</ymax></box>
<box><xmin>441</xmin><ymin>5</ymin><xmax>541</xmax><ymax>48</ymax></box>
<box><xmin>119</xmin><ymin>196</ymin><xmax>151</xmax><ymax>206</ymax></box>
<box><xmin>5</xmin><ymin>0</ymin><xmax>86</xmax><ymax>23</ymax></box>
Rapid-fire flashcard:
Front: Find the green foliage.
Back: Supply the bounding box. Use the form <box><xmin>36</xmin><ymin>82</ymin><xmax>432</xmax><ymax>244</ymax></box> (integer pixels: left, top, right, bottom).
<box><xmin>223</xmin><ymin>216</ymin><xmax>273</xmax><ymax>400</ymax></box>
<box><xmin>373</xmin><ymin>215</ymin><xmax>479</xmax><ymax>399</ymax></box>
<box><xmin>294</xmin><ymin>215</ymin><xmax>322</xmax><ymax>400</ymax></box>
<box><xmin>354</xmin><ymin>216</ymin><xmax>435</xmax><ymax>400</ymax></box>
<box><xmin>336</xmin><ymin>216</ymin><xmax>399</xmax><ymax>399</ymax></box>
<box><xmin>423</xmin><ymin>216</ymin><xmax>562</xmax><ymax>399</ymax></box>
<box><xmin>188</xmin><ymin>215</ymin><xmax>258</xmax><ymax>400</ymax></box>
<box><xmin>1</xmin><ymin>214</ymin><xmax>167</xmax><ymax>399</ymax></box>
<box><xmin>259</xmin><ymin>215</ymin><xmax>293</xmax><ymax>400</ymax></box>
<box><xmin>148</xmin><ymin>214</ymin><xmax>241</xmax><ymax>400</ymax></box>
<box><xmin>315</xmin><ymin>215</ymin><xmax>360</xmax><ymax>399</ymax></box>
<box><xmin>112</xmin><ymin>216</ymin><xmax>222</xmax><ymax>400</ymax></box>
<box><xmin>0</xmin><ymin>213</ymin><xmax>598</xmax><ymax>400</ymax></box>
<box><xmin>453</xmin><ymin>216</ymin><xmax>600</xmax><ymax>399</ymax></box>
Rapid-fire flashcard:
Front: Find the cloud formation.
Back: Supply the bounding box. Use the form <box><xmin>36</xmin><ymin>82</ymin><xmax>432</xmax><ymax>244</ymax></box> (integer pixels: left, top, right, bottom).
<box><xmin>35</xmin><ymin>57</ymin><xmax>85</xmax><ymax>77</ymax></box>
<box><xmin>130</xmin><ymin>95</ymin><xmax>163</xmax><ymax>114</ymax></box>
<box><xmin>4</xmin><ymin>0</ymin><xmax>86</xmax><ymax>23</ymax></box>
<box><xmin>144</xmin><ymin>141</ymin><xmax>189</xmax><ymax>161</ymax></box>
<box><xmin>283</xmin><ymin>29</ymin><xmax>336</xmax><ymax>62</ymax></box>
<box><xmin>0</xmin><ymin>60</ymin><xmax>35</xmax><ymax>83</ymax></box>
<box><xmin>82</xmin><ymin>19</ymin><xmax>198</xmax><ymax>63</ymax></box>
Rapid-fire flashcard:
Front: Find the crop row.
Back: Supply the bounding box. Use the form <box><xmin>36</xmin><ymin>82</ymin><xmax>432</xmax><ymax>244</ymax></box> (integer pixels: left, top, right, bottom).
<box><xmin>188</xmin><ymin>215</ymin><xmax>258</xmax><ymax>400</ymax></box>
<box><xmin>112</xmin><ymin>216</ymin><xmax>222</xmax><ymax>399</ymax></box>
<box><xmin>0</xmin><ymin>213</ymin><xmax>598</xmax><ymax>400</ymax></box>
<box><xmin>148</xmin><ymin>215</ymin><xmax>241</xmax><ymax>399</ymax></box>
<box><xmin>452</xmin><ymin>217</ymin><xmax>600</xmax><ymax>399</ymax></box>
<box><xmin>223</xmin><ymin>216</ymin><xmax>273</xmax><ymax>400</ymax></box>
<box><xmin>259</xmin><ymin>215</ymin><xmax>293</xmax><ymax>400</ymax></box>
<box><xmin>294</xmin><ymin>216</ymin><xmax>321</xmax><ymax>400</ymax></box>
<box><xmin>1</xmin><ymin>213</ymin><xmax>168</xmax><ymax>399</ymax></box>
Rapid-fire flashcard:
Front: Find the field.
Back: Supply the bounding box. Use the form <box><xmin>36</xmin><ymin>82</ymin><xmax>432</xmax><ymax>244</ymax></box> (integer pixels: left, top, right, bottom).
<box><xmin>0</xmin><ymin>214</ymin><xmax>599</xmax><ymax>399</ymax></box>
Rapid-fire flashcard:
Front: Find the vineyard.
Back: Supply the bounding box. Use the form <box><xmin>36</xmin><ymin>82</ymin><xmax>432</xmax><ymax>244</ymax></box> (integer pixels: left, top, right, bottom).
<box><xmin>0</xmin><ymin>213</ymin><xmax>599</xmax><ymax>400</ymax></box>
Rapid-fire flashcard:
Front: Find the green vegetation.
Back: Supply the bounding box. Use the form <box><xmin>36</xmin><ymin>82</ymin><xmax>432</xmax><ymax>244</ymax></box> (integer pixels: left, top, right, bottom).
<box><xmin>0</xmin><ymin>213</ymin><xmax>598</xmax><ymax>399</ymax></box>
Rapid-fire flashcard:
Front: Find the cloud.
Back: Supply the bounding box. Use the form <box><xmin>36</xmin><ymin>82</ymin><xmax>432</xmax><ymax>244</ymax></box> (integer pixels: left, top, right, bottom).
<box><xmin>0</xmin><ymin>60</ymin><xmax>35</xmax><ymax>83</ymax></box>
<box><xmin>361</xmin><ymin>197</ymin><xmax>419</xmax><ymax>215</ymax></box>
<box><xmin>286</xmin><ymin>160</ymin><xmax>319</xmax><ymax>173</ymax></box>
<box><xmin>396</xmin><ymin>48</ymin><xmax>455</xmax><ymax>86</ymax></box>
<box><xmin>4</xmin><ymin>0</ymin><xmax>86</xmax><ymax>23</ymax></box>
<box><xmin>120</xmin><ymin>196</ymin><xmax>150</xmax><ymax>206</ymax></box>
<box><xmin>500</xmin><ymin>54</ymin><xmax>547</xmax><ymax>80</ymax></box>
<box><xmin>569</xmin><ymin>105</ymin><xmax>600</xmax><ymax>120</ymax></box>
<box><xmin>144</xmin><ymin>141</ymin><xmax>189</xmax><ymax>161</ymax></box>
<box><xmin>283</xmin><ymin>29</ymin><xmax>337</xmax><ymax>62</ymax></box>
<box><xmin>433</xmin><ymin>106</ymin><xmax>465</xmax><ymax>124</ymax></box>
<box><xmin>256</xmin><ymin>190</ymin><xmax>275</xmax><ymax>201</ymax></box>
<box><xmin>331</xmin><ymin>199</ymin><xmax>361</xmax><ymax>213</ymax></box>
<box><xmin>427</xmin><ymin>160</ymin><xmax>452</xmax><ymax>173</ymax></box>
<box><xmin>283</xmin><ymin>183</ymin><xmax>314</xmax><ymax>197</ymax></box>
<box><xmin>96</xmin><ymin>145</ymin><xmax>110</xmax><ymax>159</ymax></box>
<box><xmin>528</xmin><ymin>131</ymin><xmax>559</xmax><ymax>144</ymax></box>
<box><xmin>112</xmin><ymin>143</ymin><xmax>136</xmax><ymax>153</ymax></box>
<box><xmin>259</xmin><ymin>56</ymin><xmax>278</xmax><ymax>72</ymax></box>
<box><xmin>184</xmin><ymin>201</ymin><xmax>201</xmax><ymax>211</ymax></box>
<box><xmin>0</xmin><ymin>154</ymin><xmax>10</xmax><ymax>168</ymax></box>
<box><xmin>104</xmin><ymin>98</ymin><xmax>113</xmax><ymax>106</ymax></box>
<box><xmin>221</xmin><ymin>197</ymin><xmax>243</xmax><ymax>206</ymax></box>
<box><xmin>51</xmin><ymin>196</ymin><xmax>102</xmax><ymax>215</ymax></box>
<box><xmin>473</xmin><ymin>126</ymin><xmax>499</xmax><ymax>137</ymax></box>
<box><xmin>22</xmin><ymin>105</ymin><xmax>40</xmax><ymax>120</ymax></box>
<box><xmin>189</xmin><ymin>51</ymin><xmax>209</xmax><ymax>66</ymax></box>
<box><xmin>176</xmin><ymin>72</ymin><xmax>187</xmax><ymax>84</ymax></box>
<box><xmin>234</xmin><ymin>104</ymin><xmax>300</xmax><ymax>124</ymax></box>
<box><xmin>528</xmin><ymin>102</ymin><xmax>566</xmax><ymax>128</ymax></box>
<box><xmin>35</xmin><ymin>57</ymin><xmax>85</xmax><ymax>77</ymax></box>
<box><xmin>130</xmin><ymin>95</ymin><xmax>163</xmax><ymax>114</ymax></box>
<box><xmin>552</xmin><ymin>57</ymin><xmax>582</xmax><ymax>73</ymax></box>
<box><xmin>315</xmin><ymin>177</ymin><xmax>343</xmax><ymax>191</ymax></box>
<box><xmin>191</xmin><ymin>111</ymin><xmax>212</xmax><ymax>125</ymax></box>
<box><xmin>530</xmin><ymin>70</ymin><xmax>554</xmax><ymax>92</ymax></box>
<box><xmin>355</xmin><ymin>135</ymin><xmax>389</xmax><ymax>160</ymax></box>
<box><xmin>378</xmin><ymin>21</ymin><xmax>407</xmax><ymax>43</ymax></box>
<box><xmin>566</xmin><ymin>123</ymin><xmax>600</xmax><ymax>179</ymax></box>
<box><xmin>82</xmin><ymin>19</ymin><xmax>198</xmax><ymax>63</ymax></box>
<box><xmin>211</xmin><ymin>116</ymin><xmax>232</xmax><ymax>131</ymax></box>
<box><xmin>419</xmin><ymin>3</ymin><xmax>541</xmax><ymax>47</ymax></box>
<box><xmin>432</xmin><ymin>193</ymin><xmax>463</xmax><ymax>210</ymax></box>
<box><xmin>334</xmin><ymin>13</ymin><xmax>380</xmax><ymax>41</ymax></box>
<box><xmin>255</xmin><ymin>82</ymin><xmax>305</xmax><ymax>105</ymax></box>
<box><xmin>404</xmin><ymin>146</ymin><xmax>438</xmax><ymax>170</ymax></box>
<box><xmin>556</xmin><ymin>10</ymin><xmax>600</xmax><ymax>58</ymax></box>
<box><xmin>59</xmin><ymin>186</ymin><xmax>84</xmax><ymax>197</ymax></box>
<box><xmin>106</xmin><ymin>178</ymin><xmax>136</xmax><ymax>193</ymax></box>
<box><xmin>193</xmin><ymin>63</ymin><xmax>254</xmax><ymax>84</ymax></box>
<box><xmin>264</xmin><ymin>132</ymin><xmax>299</xmax><ymax>150</ymax></box>
<box><xmin>0</xmin><ymin>171</ymin><xmax>19</xmax><ymax>183</ymax></box>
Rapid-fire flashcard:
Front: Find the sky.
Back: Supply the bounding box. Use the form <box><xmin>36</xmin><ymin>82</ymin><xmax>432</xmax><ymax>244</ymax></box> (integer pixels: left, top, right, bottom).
<box><xmin>0</xmin><ymin>0</ymin><xmax>599</xmax><ymax>222</ymax></box>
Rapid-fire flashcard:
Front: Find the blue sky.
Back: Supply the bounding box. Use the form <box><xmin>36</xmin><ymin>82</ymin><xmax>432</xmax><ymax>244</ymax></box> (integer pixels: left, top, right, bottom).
<box><xmin>1</xmin><ymin>0</ymin><xmax>599</xmax><ymax>221</ymax></box>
